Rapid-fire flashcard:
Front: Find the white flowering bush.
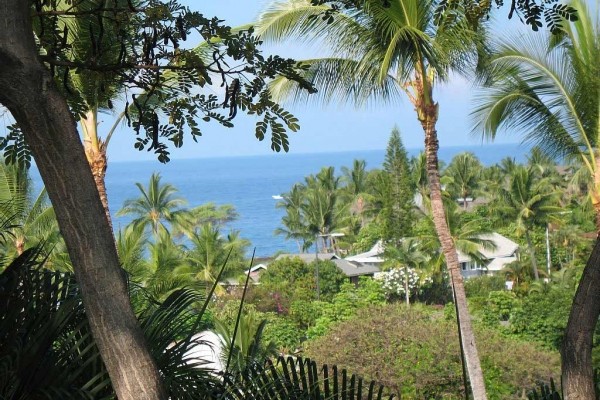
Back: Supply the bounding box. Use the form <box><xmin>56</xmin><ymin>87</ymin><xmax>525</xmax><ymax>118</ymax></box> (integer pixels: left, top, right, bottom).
<box><xmin>375</xmin><ymin>267</ymin><xmax>433</xmax><ymax>300</ymax></box>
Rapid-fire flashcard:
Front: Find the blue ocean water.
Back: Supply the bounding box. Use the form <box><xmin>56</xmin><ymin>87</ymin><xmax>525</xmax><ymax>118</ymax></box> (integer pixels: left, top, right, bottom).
<box><xmin>96</xmin><ymin>143</ymin><xmax>530</xmax><ymax>257</ymax></box>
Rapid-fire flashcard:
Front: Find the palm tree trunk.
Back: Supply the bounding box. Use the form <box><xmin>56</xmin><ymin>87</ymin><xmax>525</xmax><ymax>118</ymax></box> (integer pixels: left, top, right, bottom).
<box><xmin>524</xmin><ymin>230</ymin><xmax>540</xmax><ymax>280</ymax></box>
<box><xmin>404</xmin><ymin>264</ymin><xmax>410</xmax><ymax>306</ymax></box>
<box><xmin>414</xmin><ymin>68</ymin><xmax>488</xmax><ymax>399</ymax></box>
<box><xmin>81</xmin><ymin>111</ymin><xmax>113</xmax><ymax>231</ymax></box>
<box><xmin>0</xmin><ymin>3</ymin><xmax>167</xmax><ymax>398</ymax></box>
<box><xmin>562</xmin><ymin>236</ymin><xmax>600</xmax><ymax>400</ymax></box>
<box><xmin>562</xmin><ymin>162</ymin><xmax>600</xmax><ymax>399</ymax></box>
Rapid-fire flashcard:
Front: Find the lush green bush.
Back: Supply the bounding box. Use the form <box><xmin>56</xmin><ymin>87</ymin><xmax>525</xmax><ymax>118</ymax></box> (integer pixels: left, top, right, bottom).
<box><xmin>481</xmin><ymin>290</ymin><xmax>519</xmax><ymax>327</ymax></box>
<box><xmin>305</xmin><ymin>304</ymin><xmax>560</xmax><ymax>400</ymax></box>
<box><xmin>259</xmin><ymin>257</ymin><xmax>346</xmax><ymax>306</ymax></box>
<box><xmin>307</xmin><ymin>278</ymin><xmax>385</xmax><ymax>338</ymax></box>
<box><xmin>262</xmin><ymin>314</ymin><xmax>305</xmax><ymax>353</ymax></box>
<box><xmin>509</xmin><ymin>286</ymin><xmax>574</xmax><ymax>350</ymax></box>
<box><xmin>465</xmin><ymin>275</ymin><xmax>507</xmax><ymax>298</ymax></box>
<box><xmin>289</xmin><ymin>299</ymin><xmax>324</xmax><ymax>329</ymax></box>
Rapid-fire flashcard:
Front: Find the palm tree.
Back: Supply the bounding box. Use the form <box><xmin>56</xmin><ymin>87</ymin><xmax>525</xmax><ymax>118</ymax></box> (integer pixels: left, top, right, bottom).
<box><xmin>341</xmin><ymin>159</ymin><xmax>371</xmax><ymax>226</ymax></box>
<box><xmin>498</xmin><ymin>166</ymin><xmax>561</xmax><ymax>280</ymax></box>
<box><xmin>443</xmin><ymin>152</ymin><xmax>482</xmax><ymax>209</ymax></box>
<box><xmin>502</xmin><ymin>258</ymin><xmax>534</xmax><ymax>292</ymax></box>
<box><xmin>117</xmin><ymin>173</ymin><xmax>190</xmax><ymax>237</ymax></box>
<box><xmin>527</xmin><ymin>147</ymin><xmax>559</xmax><ymax>180</ymax></box>
<box><xmin>302</xmin><ymin>171</ymin><xmax>349</xmax><ymax>252</ymax></box>
<box><xmin>420</xmin><ymin>202</ymin><xmax>495</xmax><ymax>277</ymax></box>
<box><xmin>410</xmin><ymin>152</ymin><xmax>431</xmax><ymax>213</ymax></box>
<box><xmin>275</xmin><ymin>183</ymin><xmax>312</xmax><ymax>251</ymax></box>
<box><xmin>257</xmin><ymin>2</ymin><xmax>488</xmax><ymax>395</ymax></box>
<box><xmin>0</xmin><ymin>162</ymin><xmax>59</xmax><ymax>260</ymax></box>
<box><xmin>55</xmin><ymin>1</ymin><xmax>133</xmax><ymax>227</ymax></box>
<box><xmin>182</xmin><ymin>223</ymin><xmax>249</xmax><ymax>291</ymax></box>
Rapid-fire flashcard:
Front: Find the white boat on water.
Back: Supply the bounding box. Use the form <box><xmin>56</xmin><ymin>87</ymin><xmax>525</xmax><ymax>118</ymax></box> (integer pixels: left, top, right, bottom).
<box><xmin>272</xmin><ymin>195</ymin><xmax>283</xmax><ymax>200</ymax></box>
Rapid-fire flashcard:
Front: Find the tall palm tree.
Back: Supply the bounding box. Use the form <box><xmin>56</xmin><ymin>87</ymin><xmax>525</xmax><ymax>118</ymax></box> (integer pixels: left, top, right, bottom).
<box><xmin>117</xmin><ymin>173</ymin><xmax>190</xmax><ymax>237</ymax></box>
<box><xmin>498</xmin><ymin>166</ymin><xmax>561</xmax><ymax>280</ymax></box>
<box><xmin>473</xmin><ymin>0</ymin><xmax>598</xmax><ymax>224</ymax></box>
<box><xmin>256</xmin><ymin>1</ymin><xmax>488</xmax><ymax>396</ymax></box>
<box><xmin>55</xmin><ymin>0</ymin><xmax>132</xmax><ymax>227</ymax></box>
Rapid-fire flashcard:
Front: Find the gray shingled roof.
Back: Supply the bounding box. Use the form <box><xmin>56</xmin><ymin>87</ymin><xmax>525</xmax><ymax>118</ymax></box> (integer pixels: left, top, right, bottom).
<box><xmin>331</xmin><ymin>259</ymin><xmax>380</xmax><ymax>277</ymax></box>
<box><xmin>274</xmin><ymin>253</ymin><xmax>338</xmax><ymax>263</ymax></box>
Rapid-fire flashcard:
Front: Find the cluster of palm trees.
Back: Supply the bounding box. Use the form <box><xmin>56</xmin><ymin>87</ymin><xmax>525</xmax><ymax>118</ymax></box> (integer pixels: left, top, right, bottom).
<box><xmin>0</xmin><ymin>167</ymin><xmax>250</xmax><ymax>300</ymax></box>
<box><xmin>114</xmin><ymin>173</ymin><xmax>251</xmax><ymax>298</ymax></box>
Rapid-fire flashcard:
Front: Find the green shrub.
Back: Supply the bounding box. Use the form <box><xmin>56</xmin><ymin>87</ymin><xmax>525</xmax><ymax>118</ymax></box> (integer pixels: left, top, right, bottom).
<box><xmin>509</xmin><ymin>286</ymin><xmax>574</xmax><ymax>349</ymax></box>
<box><xmin>481</xmin><ymin>290</ymin><xmax>518</xmax><ymax>327</ymax></box>
<box><xmin>465</xmin><ymin>275</ymin><xmax>507</xmax><ymax>298</ymax></box>
<box><xmin>305</xmin><ymin>304</ymin><xmax>560</xmax><ymax>399</ymax></box>
<box><xmin>262</xmin><ymin>314</ymin><xmax>305</xmax><ymax>354</ymax></box>
<box><xmin>307</xmin><ymin>278</ymin><xmax>385</xmax><ymax>338</ymax></box>
<box><xmin>259</xmin><ymin>257</ymin><xmax>346</xmax><ymax>306</ymax></box>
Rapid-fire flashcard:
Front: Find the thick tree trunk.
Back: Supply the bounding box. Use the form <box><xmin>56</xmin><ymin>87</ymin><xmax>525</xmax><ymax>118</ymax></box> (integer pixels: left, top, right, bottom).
<box><xmin>561</xmin><ymin>161</ymin><xmax>600</xmax><ymax>399</ymax></box>
<box><xmin>0</xmin><ymin>2</ymin><xmax>167</xmax><ymax>399</ymax></box>
<box><xmin>524</xmin><ymin>230</ymin><xmax>540</xmax><ymax>280</ymax></box>
<box><xmin>413</xmin><ymin>67</ymin><xmax>487</xmax><ymax>399</ymax></box>
<box><xmin>562</xmin><ymin>237</ymin><xmax>600</xmax><ymax>400</ymax></box>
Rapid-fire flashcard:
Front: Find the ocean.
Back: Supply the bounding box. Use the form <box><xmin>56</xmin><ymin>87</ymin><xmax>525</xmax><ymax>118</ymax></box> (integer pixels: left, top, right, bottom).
<box><xmin>34</xmin><ymin>143</ymin><xmax>532</xmax><ymax>257</ymax></box>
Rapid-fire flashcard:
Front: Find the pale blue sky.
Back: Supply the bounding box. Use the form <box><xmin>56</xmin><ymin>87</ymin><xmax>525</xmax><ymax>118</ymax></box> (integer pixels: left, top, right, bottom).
<box><xmin>91</xmin><ymin>1</ymin><xmax>562</xmax><ymax>161</ymax></box>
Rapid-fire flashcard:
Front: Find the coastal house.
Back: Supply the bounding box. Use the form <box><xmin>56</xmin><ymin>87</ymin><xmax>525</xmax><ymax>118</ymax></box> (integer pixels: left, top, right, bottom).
<box><xmin>346</xmin><ymin>233</ymin><xmax>519</xmax><ymax>280</ymax></box>
<box><xmin>458</xmin><ymin>233</ymin><xmax>519</xmax><ymax>279</ymax></box>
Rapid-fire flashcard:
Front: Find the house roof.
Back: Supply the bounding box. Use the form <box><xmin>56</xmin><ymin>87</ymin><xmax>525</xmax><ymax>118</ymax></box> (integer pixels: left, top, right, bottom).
<box><xmin>457</xmin><ymin>233</ymin><xmax>519</xmax><ymax>264</ymax></box>
<box><xmin>274</xmin><ymin>253</ymin><xmax>339</xmax><ymax>263</ymax></box>
<box><xmin>477</xmin><ymin>233</ymin><xmax>519</xmax><ymax>259</ymax></box>
<box><xmin>346</xmin><ymin>240</ymin><xmax>384</xmax><ymax>263</ymax></box>
<box><xmin>245</xmin><ymin>263</ymin><xmax>267</xmax><ymax>274</ymax></box>
<box><xmin>331</xmin><ymin>259</ymin><xmax>380</xmax><ymax>277</ymax></box>
<box><xmin>486</xmin><ymin>256</ymin><xmax>518</xmax><ymax>271</ymax></box>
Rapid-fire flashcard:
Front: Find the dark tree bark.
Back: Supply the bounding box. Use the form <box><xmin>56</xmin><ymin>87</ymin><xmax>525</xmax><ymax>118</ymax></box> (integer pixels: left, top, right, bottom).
<box><xmin>562</xmin><ymin>237</ymin><xmax>600</xmax><ymax>400</ymax></box>
<box><xmin>0</xmin><ymin>1</ymin><xmax>166</xmax><ymax>399</ymax></box>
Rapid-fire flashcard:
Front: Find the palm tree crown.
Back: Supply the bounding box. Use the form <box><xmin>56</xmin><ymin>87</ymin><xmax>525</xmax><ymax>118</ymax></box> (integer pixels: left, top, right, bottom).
<box><xmin>117</xmin><ymin>172</ymin><xmax>189</xmax><ymax>237</ymax></box>
<box><xmin>472</xmin><ymin>0</ymin><xmax>599</xmax><ymax>224</ymax></box>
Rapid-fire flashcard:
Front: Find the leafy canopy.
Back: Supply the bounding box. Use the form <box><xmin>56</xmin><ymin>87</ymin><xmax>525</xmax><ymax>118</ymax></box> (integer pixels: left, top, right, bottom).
<box><xmin>1</xmin><ymin>0</ymin><xmax>317</xmax><ymax>166</ymax></box>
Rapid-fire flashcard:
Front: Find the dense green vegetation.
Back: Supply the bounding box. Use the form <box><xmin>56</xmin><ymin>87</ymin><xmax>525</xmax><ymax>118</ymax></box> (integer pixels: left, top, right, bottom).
<box><xmin>2</xmin><ymin>130</ymin><xmax>594</xmax><ymax>397</ymax></box>
<box><xmin>305</xmin><ymin>305</ymin><xmax>560</xmax><ymax>400</ymax></box>
<box><xmin>0</xmin><ymin>0</ymin><xmax>597</xmax><ymax>398</ymax></box>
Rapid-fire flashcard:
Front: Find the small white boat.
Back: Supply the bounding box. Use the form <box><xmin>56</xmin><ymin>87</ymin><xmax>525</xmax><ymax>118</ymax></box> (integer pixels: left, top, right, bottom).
<box><xmin>272</xmin><ymin>195</ymin><xmax>283</xmax><ymax>200</ymax></box>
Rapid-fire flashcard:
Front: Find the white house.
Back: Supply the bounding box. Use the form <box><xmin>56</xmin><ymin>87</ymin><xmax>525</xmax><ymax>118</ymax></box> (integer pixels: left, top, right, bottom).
<box><xmin>345</xmin><ymin>233</ymin><xmax>519</xmax><ymax>280</ymax></box>
<box><xmin>458</xmin><ymin>232</ymin><xmax>519</xmax><ymax>279</ymax></box>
